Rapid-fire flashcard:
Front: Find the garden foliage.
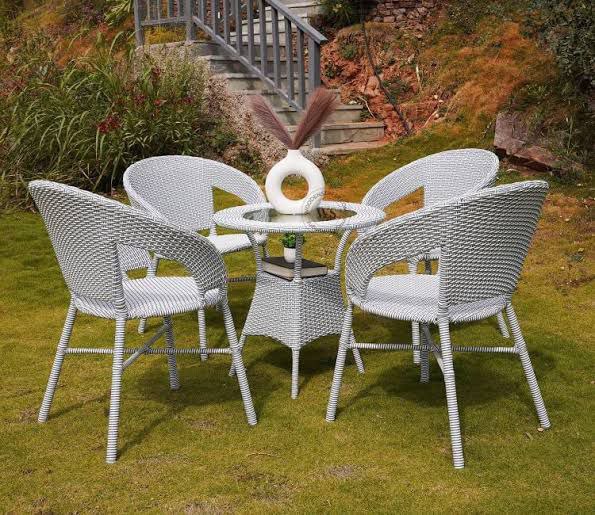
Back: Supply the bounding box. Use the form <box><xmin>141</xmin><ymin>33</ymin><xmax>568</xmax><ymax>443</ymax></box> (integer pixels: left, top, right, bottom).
<box><xmin>0</xmin><ymin>33</ymin><xmax>266</xmax><ymax>208</ymax></box>
<box><xmin>528</xmin><ymin>0</ymin><xmax>594</xmax><ymax>92</ymax></box>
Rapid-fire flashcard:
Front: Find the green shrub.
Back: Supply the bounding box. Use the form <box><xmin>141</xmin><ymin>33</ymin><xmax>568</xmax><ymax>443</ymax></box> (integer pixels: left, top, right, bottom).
<box><xmin>382</xmin><ymin>77</ymin><xmax>411</xmax><ymax>98</ymax></box>
<box><xmin>528</xmin><ymin>0</ymin><xmax>595</xmax><ymax>92</ymax></box>
<box><xmin>105</xmin><ymin>0</ymin><xmax>132</xmax><ymax>27</ymax></box>
<box><xmin>318</xmin><ymin>0</ymin><xmax>373</xmax><ymax>29</ymax></box>
<box><xmin>319</xmin><ymin>0</ymin><xmax>358</xmax><ymax>28</ymax></box>
<box><xmin>339</xmin><ymin>42</ymin><xmax>358</xmax><ymax>60</ymax></box>
<box><xmin>0</xmin><ymin>36</ymin><xmax>261</xmax><ymax>208</ymax></box>
<box><xmin>61</xmin><ymin>0</ymin><xmax>108</xmax><ymax>27</ymax></box>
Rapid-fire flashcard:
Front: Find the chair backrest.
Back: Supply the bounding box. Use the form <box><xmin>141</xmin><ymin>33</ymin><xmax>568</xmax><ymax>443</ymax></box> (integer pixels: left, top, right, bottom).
<box><xmin>29</xmin><ymin>180</ymin><xmax>227</xmax><ymax>307</ymax></box>
<box><xmin>362</xmin><ymin>149</ymin><xmax>499</xmax><ymax>212</ymax></box>
<box><xmin>346</xmin><ymin>181</ymin><xmax>548</xmax><ymax>318</ymax></box>
<box><xmin>439</xmin><ymin>180</ymin><xmax>548</xmax><ymax>317</ymax></box>
<box><xmin>123</xmin><ymin>156</ymin><xmax>265</xmax><ymax>233</ymax></box>
<box><xmin>30</xmin><ymin>181</ymin><xmax>127</xmax><ymax>303</ymax></box>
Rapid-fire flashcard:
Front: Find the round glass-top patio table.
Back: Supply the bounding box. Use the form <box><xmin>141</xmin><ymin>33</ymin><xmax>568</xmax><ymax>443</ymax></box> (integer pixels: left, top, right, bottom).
<box><xmin>214</xmin><ymin>201</ymin><xmax>385</xmax><ymax>235</ymax></box>
<box><xmin>214</xmin><ymin>201</ymin><xmax>385</xmax><ymax>398</ymax></box>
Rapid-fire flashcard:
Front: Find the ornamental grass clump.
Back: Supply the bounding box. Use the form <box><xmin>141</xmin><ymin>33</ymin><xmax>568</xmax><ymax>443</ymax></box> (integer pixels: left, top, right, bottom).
<box><xmin>0</xmin><ymin>35</ymin><xmax>264</xmax><ymax>209</ymax></box>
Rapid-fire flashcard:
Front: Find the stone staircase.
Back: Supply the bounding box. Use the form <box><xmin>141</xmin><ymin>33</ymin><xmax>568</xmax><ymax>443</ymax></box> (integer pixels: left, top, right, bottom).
<box><xmin>199</xmin><ymin>1</ymin><xmax>386</xmax><ymax>154</ymax></box>
<box><xmin>137</xmin><ymin>0</ymin><xmax>386</xmax><ymax>154</ymax></box>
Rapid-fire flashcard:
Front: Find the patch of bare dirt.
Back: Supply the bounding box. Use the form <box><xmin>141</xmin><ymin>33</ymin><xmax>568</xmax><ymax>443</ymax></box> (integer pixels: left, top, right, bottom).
<box><xmin>326</xmin><ymin>464</ymin><xmax>359</xmax><ymax>479</ymax></box>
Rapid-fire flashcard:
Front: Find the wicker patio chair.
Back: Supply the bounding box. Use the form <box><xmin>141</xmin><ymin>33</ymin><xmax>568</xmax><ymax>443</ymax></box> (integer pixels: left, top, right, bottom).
<box><xmin>326</xmin><ymin>180</ymin><xmax>551</xmax><ymax>468</ymax></box>
<box><xmin>29</xmin><ymin>180</ymin><xmax>257</xmax><ymax>464</ymax></box>
<box><xmin>123</xmin><ymin>156</ymin><xmax>267</xmax><ymax>337</ymax></box>
<box><xmin>336</xmin><ymin>149</ymin><xmax>508</xmax><ymax>364</ymax></box>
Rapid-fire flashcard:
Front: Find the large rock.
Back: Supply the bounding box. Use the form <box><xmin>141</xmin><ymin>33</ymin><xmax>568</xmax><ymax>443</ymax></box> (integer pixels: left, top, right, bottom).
<box><xmin>494</xmin><ymin>111</ymin><xmax>559</xmax><ymax>171</ymax></box>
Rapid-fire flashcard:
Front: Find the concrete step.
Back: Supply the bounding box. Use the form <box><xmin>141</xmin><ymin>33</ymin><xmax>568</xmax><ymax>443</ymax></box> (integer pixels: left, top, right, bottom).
<box><xmin>282</xmin><ymin>0</ymin><xmax>322</xmax><ymax>17</ymax></box>
<box><xmin>275</xmin><ymin>103</ymin><xmax>363</xmax><ymax>124</ymax></box>
<box><xmin>288</xmin><ymin>121</ymin><xmax>385</xmax><ymax>146</ymax></box>
<box><xmin>215</xmin><ymin>72</ymin><xmax>312</xmax><ymax>92</ymax></box>
<box><xmin>204</xmin><ymin>54</ymin><xmax>300</xmax><ymax>74</ymax></box>
<box><xmin>313</xmin><ymin>140</ymin><xmax>388</xmax><ymax>155</ymax></box>
<box><xmin>254</xmin><ymin>1</ymin><xmax>321</xmax><ymax>19</ymax></box>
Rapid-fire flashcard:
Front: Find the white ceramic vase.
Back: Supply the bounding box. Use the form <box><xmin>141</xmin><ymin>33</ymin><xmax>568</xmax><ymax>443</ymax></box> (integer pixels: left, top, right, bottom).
<box><xmin>265</xmin><ymin>149</ymin><xmax>325</xmax><ymax>215</ymax></box>
<box><xmin>283</xmin><ymin>247</ymin><xmax>296</xmax><ymax>263</ymax></box>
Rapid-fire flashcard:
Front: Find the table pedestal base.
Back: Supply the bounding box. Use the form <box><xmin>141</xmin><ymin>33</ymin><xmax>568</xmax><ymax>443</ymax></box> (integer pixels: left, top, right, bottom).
<box><xmin>239</xmin><ymin>271</ymin><xmax>364</xmax><ymax>398</ymax></box>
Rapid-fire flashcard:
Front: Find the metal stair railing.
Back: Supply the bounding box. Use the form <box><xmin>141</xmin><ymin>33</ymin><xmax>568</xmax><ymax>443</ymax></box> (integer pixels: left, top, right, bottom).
<box><xmin>133</xmin><ymin>0</ymin><xmax>326</xmax><ymax>113</ymax></box>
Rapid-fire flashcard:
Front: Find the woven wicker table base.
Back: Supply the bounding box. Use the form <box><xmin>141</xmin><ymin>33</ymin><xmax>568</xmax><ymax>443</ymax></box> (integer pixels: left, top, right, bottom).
<box><xmin>240</xmin><ymin>271</ymin><xmax>347</xmax><ymax>398</ymax></box>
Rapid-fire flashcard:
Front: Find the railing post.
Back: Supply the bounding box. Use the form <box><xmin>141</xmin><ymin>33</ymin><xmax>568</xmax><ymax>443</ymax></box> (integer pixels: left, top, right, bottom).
<box><xmin>133</xmin><ymin>0</ymin><xmax>144</xmax><ymax>47</ymax></box>
<box><xmin>308</xmin><ymin>37</ymin><xmax>322</xmax><ymax>148</ymax></box>
<box><xmin>185</xmin><ymin>0</ymin><xmax>196</xmax><ymax>42</ymax></box>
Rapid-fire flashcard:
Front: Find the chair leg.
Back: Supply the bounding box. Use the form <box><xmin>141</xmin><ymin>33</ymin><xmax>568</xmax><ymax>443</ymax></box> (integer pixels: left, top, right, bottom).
<box><xmin>420</xmin><ymin>324</ymin><xmax>430</xmax><ymax>383</ymax></box>
<box><xmin>138</xmin><ymin>256</ymin><xmax>159</xmax><ymax>334</ymax></box>
<box><xmin>197</xmin><ymin>308</ymin><xmax>208</xmax><ymax>362</ymax></box>
<box><xmin>496</xmin><ymin>311</ymin><xmax>510</xmax><ymax>339</ymax></box>
<box><xmin>408</xmin><ymin>259</ymin><xmax>421</xmax><ymax>364</ymax></box>
<box><xmin>291</xmin><ymin>349</ymin><xmax>300</xmax><ymax>399</ymax></box>
<box><xmin>505</xmin><ymin>304</ymin><xmax>551</xmax><ymax>429</ymax></box>
<box><xmin>163</xmin><ymin>316</ymin><xmax>180</xmax><ymax>390</ymax></box>
<box><xmin>38</xmin><ymin>301</ymin><xmax>77</xmax><ymax>423</ymax></box>
<box><xmin>326</xmin><ymin>305</ymin><xmax>353</xmax><ymax>422</ymax></box>
<box><xmin>350</xmin><ymin>331</ymin><xmax>365</xmax><ymax>374</ymax></box>
<box><xmin>437</xmin><ymin>319</ymin><xmax>464</xmax><ymax>469</ymax></box>
<box><xmin>412</xmin><ymin>322</ymin><xmax>421</xmax><ymax>364</ymax></box>
<box><xmin>221</xmin><ymin>301</ymin><xmax>257</xmax><ymax>426</ymax></box>
<box><xmin>228</xmin><ymin>333</ymin><xmax>246</xmax><ymax>377</ymax></box>
<box><xmin>106</xmin><ymin>318</ymin><xmax>126</xmax><ymax>464</ymax></box>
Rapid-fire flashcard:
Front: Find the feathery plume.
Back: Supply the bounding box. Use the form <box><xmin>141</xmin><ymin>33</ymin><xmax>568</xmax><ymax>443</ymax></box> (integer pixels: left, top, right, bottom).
<box><xmin>249</xmin><ymin>95</ymin><xmax>293</xmax><ymax>148</ymax></box>
<box><xmin>291</xmin><ymin>88</ymin><xmax>338</xmax><ymax>149</ymax></box>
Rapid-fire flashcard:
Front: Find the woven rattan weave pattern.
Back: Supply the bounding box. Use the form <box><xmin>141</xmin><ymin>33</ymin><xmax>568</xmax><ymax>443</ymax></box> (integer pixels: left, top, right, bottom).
<box><xmin>29</xmin><ymin>180</ymin><xmax>257</xmax><ymax>463</ymax></box>
<box><xmin>326</xmin><ymin>180</ymin><xmax>551</xmax><ymax>469</ymax></box>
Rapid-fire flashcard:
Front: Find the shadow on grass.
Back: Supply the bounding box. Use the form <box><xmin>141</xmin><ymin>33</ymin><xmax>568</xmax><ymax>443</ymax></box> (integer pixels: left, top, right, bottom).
<box><xmin>335</xmin><ymin>322</ymin><xmax>557</xmax><ymax>424</ymax></box>
<box><xmin>116</xmin><ymin>355</ymin><xmax>279</xmax><ymax>459</ymax></box>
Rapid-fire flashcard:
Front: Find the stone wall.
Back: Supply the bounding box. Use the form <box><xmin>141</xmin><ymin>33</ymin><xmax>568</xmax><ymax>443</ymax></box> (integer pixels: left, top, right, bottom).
<box><xmin>368</xmin><ymin>0</ymin><xmax>440</xmax><ymax>31</ymax></box>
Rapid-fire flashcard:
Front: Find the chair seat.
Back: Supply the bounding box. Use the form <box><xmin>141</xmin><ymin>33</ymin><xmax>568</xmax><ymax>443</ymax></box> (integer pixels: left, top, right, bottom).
<box><xmin>353</xmin><ymin>274</ymin><xmax>508</xmax><ymax>324</ymax></box>
<box><xmin>353</xmin><ymin>274</ymin><xmax>440</xmax><ymax>323</ymax></box>
<box><xmin>74</xmin><ymin>277</ymin><xmax>223</xmax><ymax>319</ymax></box>
<box><xmin>208</xmin><ymin>233</ymin><xmax>267</xmax><ymax>254</ymax></box>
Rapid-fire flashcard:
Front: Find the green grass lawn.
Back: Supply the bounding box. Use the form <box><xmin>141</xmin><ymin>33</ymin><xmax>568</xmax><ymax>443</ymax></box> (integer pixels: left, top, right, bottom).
<box><xmin>1</xmin><ymin>135</ymin><xmax>593</xmax><ymax>512</ymax></box>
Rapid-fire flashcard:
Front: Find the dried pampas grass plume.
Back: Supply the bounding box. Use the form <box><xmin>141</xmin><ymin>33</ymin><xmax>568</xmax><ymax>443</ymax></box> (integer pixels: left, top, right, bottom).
<box><xmin>249</xmin><ymin>95</ymin><xmax>293</xmax><ymax>148</ymax></box>
<box><xmin>249</xmin><ymin>87</ymin><xmax>337</xmax><ymax>150</ymax></box>
<box><xmin>291</xmin><ymin>88</ymin><xmax>337</xmax><ymax>149</ymax></box>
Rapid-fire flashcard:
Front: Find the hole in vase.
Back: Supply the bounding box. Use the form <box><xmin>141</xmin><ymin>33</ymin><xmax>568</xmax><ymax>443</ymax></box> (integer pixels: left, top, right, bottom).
<box><xmin>281</xmin><ymin>174</ymin><xmax>308</xmax><ymax>200</ymax></box>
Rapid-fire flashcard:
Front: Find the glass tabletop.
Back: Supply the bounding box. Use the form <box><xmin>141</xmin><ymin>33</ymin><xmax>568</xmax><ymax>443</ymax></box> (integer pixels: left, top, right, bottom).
<box><xmin>242</xmin><ymin>206</ymin><xmax>357</xmax><ymax>224</ymax></box>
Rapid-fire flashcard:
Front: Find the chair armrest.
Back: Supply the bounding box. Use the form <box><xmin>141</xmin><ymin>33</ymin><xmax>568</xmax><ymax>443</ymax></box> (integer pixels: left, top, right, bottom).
<box><xmin>346</xmin><ymin>202</ymin><xmax>448</xmax><ymax>300</ymax></box>
<box><xmin>116</xmin><ymin>205</ymin><xmax>227</xmax><ymax>293</ymax></box>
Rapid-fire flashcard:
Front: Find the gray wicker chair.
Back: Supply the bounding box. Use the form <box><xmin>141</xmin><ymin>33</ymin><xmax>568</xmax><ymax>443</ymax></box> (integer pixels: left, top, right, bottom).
<box><xmin>326</xmin><ymin>180</ymin><xmax>551</xmax><ymax>469</ymax></box>
<box><xmin>123</xmin><ymin>156</ymin><xmax>267</xmax><ymax>337</ymax></box>
<box><xmin>337</xmin><ymin>149</ymin><xmax>509</xmax><ymax>363</ymax></box>
<box><xmin>29</xmin><ymin>180</ymin><xmax>257</xmax><ymax>464</ymax></box>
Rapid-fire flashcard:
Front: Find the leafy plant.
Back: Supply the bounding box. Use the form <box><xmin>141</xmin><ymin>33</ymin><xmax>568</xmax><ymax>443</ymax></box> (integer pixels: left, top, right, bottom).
<box><xmin>61</xmin><ymin>0</ymin><xmax>108</xmax><ymax>27</ymax></box>
<box><xmin>382</xmin><ymin>77</ymin><xmax>411</xmax><ymax>98</ymax></box>
<box><xmin>528</xmin><ymin>0</ymin><xmax>595</xmax><ymax>92</ymax></box>
<box><xmin>281</xmin><ymin>233</ymin><xmax>305</xmax><ymax>248</ymax></box>
<box><xmin>318</xmin><ymin>0</ymin><xmax>373</xmax><ymax>29</ymax></box>
<box><xmin>324</xmin><ymin>61</ymin><xmax>339</xmax><ymax>79</ymax></box>
<box><xmin>339</xmin><ymin>42</ymin><xmax>358</xmax><ymax>60</ymax></box>
<box><xmin>320</xmin><ymin>0</ymin><xmax>358</xmax><ymax>28</ymax></box>
<box><xmin>0</xmin><ymin>35</ymin><xmax>260</xmax><ymax>208</ymax></box>
<box><xmin>105</xmin><ymin>0</ymin><xmax>132</xmax><ymax>27</ymax></box>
